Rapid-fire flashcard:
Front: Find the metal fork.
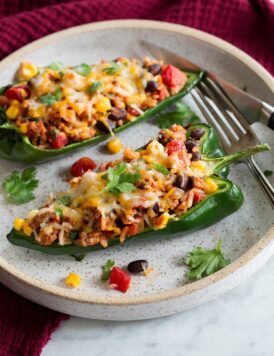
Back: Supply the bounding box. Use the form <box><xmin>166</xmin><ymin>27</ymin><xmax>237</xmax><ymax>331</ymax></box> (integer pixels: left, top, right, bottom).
<box><xmin>190</xmin><ymin>77</ymin><xmax>274</xmax><ymax>208</ymax></box>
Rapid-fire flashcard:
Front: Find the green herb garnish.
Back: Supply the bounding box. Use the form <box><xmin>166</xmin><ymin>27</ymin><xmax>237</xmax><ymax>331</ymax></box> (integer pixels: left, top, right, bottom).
<box><xmin>47</xmin><ymin>61</ymin><xmax>65</xmax><ymax>71</ymax></box>
<box><xmin>156</xmin><ymin>103</ymin><xmax>200</xmax><ymax>129</ymax></box>
<box><xmin>88</xmin><ymin>81</ymin><xmax>102</xmax><ymax>93</ymax></box>
<box><xmin>264</xmin><ymin>170</ymin><xmax>273</xmax><ymax>177</ymax></box>
<box><xmin>0</xmin><ymin>107</ymin><xmax>7</xmax><ymax>125</ymax></box>
<box><xmin>39</xmin><ymin>88</ymin><xmax>62</xmax><ymax>106</ymax></box>
<box><xmin>153</xmin><ymin>163</ymin><xmax>170</xmax><ymax>175</ymax></box>
<box><xmin>56</xmin><ymin>194</ymin><xmax>71</xmax><ymax>206</ymax></box>
<box><xmin>0</xmin><ymin>86</ymin><xmax>6</xmax><ymax>95</ymax></box>
<box><xmin>101</xmin><ymin>259</ymin><xmax>115</xmax><ymax>281</ymax></box>
<box><xmin>69</xmin><ymin>229</ymin><xmax>79</xmax><ymax>240</ymax></box>
<box><xmin>185</xmin><ymin>240</ymin><xmax>230</xmax><ymax>280</ymax></box>
<box><xmin>54</xmin><ymin>206</ymin><xmax>63</xmax><ymax>217</ymax></box>
<box><xmin>74</xmin><ymin>63</ymin><xmax>91</xmax><ymax>76</ymax></box>
<box><xmin>102</xmin><ymin>162</ymin><xmax>140</xmax><ymax>194</ymax></box>
<box><xmin>3</xmin><ymin>167</ymin><xmax>39</xmax><ymax>204</ymax></box>
<box><xmin>102</xmin><ymin>61</ymin><xmax>122</xmax><ymax>75</ymax></box>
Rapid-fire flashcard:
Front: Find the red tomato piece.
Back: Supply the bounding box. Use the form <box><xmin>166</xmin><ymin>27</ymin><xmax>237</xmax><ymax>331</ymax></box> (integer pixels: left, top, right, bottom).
<box><xmin>49</xmin><ymin>132</ymin><xmax>68</xmax><ymax>149</ymax></box>
<box><xmin>128</xmin><ymin>108</ymin><xmax>139</xmax><ymax>116</ymax></box>
<box><xmin>126</xmin><ymin>223</ymin><xmax>139</xmax><ymax>236</ymax></box>
<box><xmin>193</xmin><ymin>191</ymin><xmax>206</xmax><ymax>204</ymax></box>
<box><xmin>71</xmin><ymin>157</ymin><xmax>97</xmax><ymax>177</ymax></box>
<box><xmin>161</xmin><ymin>64</ymin><xmax>188</xmax><ymax>88</ymax></box>
<box><xmin>166</xmin><ymin>140</ymin><xmax>184</xmax><ymax>155</ymax></box>
<box><xmin>5</xmin><ymin>85</ymin><xmax>31</xmax><ymax>102</ymax></box>
<box><xmin>109</xmin><ymin>267</ymin><xmax>131</xmax><ymax>293</ymax></box>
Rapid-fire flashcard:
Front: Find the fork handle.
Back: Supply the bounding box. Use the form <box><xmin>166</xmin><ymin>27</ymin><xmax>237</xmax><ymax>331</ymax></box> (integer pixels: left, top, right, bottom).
<box><xmin>246</xmin><ymin>156</ymin><xmax>274</xmax><ymax>209</ymax></box>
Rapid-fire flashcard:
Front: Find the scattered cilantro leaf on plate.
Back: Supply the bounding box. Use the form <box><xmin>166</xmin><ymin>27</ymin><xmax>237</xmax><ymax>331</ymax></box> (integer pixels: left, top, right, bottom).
<box><xmin>3</xmin><ymin>167</ymin><xmax>39</xmax><ymax>204</ymax></box>
<box><xmin>101</xmin><ymin>259</ymin><xmax>115</xmax><ymax>281</ymax></box>
<box><xmin>102</xmin><ymin>162</ymin><xmax>140</xmax><ymax>194</ymax></box>
<box><xmin>103</xmin><ymin>61</ymin><xmax>123</xmax><ymax>75</ymax></box>
<box><xmin>56</xmin><ymin>194</ymin><xmax>71</xmax><ymax>206</ymax></box>
<box><xmin>74</xmin><ymin>63</ymin><xmax>91</xmax><ymax>76</ymax></box>
<box><xmin>185</xmin><ymin>240</ymin><xmax>230</xmax><ymax>280</ymax></box>
<box><xmin>156</xmin><ymin>102</ymin><xmax>200</xmax><ymax>129</ymax></box>
<box><xmin>264</xmin><ymin>170</ymin><xmax>273</xmax><ymax>177</ymax></box>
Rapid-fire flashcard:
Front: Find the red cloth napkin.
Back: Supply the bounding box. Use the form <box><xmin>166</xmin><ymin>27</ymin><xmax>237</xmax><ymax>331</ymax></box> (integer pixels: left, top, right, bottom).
<box><xmin>0</xmin><ymin>1</ymin><xmax>273</xmax><ymax>355</ymax></box>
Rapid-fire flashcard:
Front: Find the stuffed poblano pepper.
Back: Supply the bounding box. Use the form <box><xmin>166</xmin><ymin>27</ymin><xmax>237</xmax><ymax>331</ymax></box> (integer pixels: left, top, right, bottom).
<box><xmin>8</xmin><ymin>123</ymin><xmax>270</xmax><ymax>255</ymax></box>
<box><xmin>0</xmin><ymin>57</ymin><xmax>204</xmax><ymax>163</ymax></box>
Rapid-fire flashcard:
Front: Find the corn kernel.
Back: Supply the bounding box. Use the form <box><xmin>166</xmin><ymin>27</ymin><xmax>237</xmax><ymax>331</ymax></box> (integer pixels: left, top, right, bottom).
<box><xmin>191</xmin><ymin>160</ymin><xmax>206</xmax><ymax>172</ymax></box>
<box><xmin>126</xmin><ymin>94</ymin><xmax>146</xmax><ymax>106</ymax></box>
<box><xmin>95</xmin><ymin>97</ymin><xmax>111</xmax><ymax>112</ymax></box>
<box><xmin>203</xmin><ymin>177</ymin><xmax>218</xmax><ymax>193</ymax></box>
<box><xmin>17</xmin><ymin>62</ymin><xmax>38</xmax><ymax>81</ymax></box>
<box><xmin>6</xmin><ymin>105</ymin><xmax>19</xmax><ymax>119</ymax></box>
<box><xmin>14</xmin><ymin>218</ymin><xmax>25</xmax><ymax>231</ymax></box>
<box><xmin>107</xmin><ymin>137</ymin><xmax>123</xmax><ymax>154</ymax></box>
<box><xmin>154</xmin><ymin>213</ymin><xmax>169</xmax><ymax>230</ymax></box>
<box><xmin>20</xmin><ymin>123</ymin><xmax>28</xmax><ymax>134</ymax></box>
<box><xmin>22</xmin><ymin>223</ymin><xmax>33</xmax><ymax>237</ymax></box>
<box><xmin>65</xmin><ymin>272</ymin><xmax>81</xmax><ymax>288</ymax></box>
<box><xmin>144</xmin><ymin>267</ymin><xmax>154</xmax><ymax>277</ymax></box>
<box><xmin>84</xmin><ymin>197</ymin><xmax>99</xmax><ymax>208</ymax></box>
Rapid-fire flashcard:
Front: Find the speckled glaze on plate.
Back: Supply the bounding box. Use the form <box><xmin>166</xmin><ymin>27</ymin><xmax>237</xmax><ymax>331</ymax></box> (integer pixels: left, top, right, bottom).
<box><xmin>0</xmin><ymin>20</ymin><xmax>273</xmax><ymax>320</ymax></box>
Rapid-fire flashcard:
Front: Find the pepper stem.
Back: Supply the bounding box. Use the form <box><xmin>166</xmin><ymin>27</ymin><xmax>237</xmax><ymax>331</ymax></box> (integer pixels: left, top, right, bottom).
<box><xmin>205</xmin><ymin>143</ymin><xmax>270</xmax><ymax>174</ymax></box>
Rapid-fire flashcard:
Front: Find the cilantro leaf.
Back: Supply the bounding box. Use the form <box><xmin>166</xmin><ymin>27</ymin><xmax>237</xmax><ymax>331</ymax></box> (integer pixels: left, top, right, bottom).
<box><xmin>0</xmin><ymin>86</ymin><xmax>7</xmax><ymax>95</ymax></box>
<box><xmin>3</xmin><ymin>167</ymin><xmax>39</xmax><ymax>204</ymax></box>
<box><xmin>101</xmin><ymin>259</ymin><xmax>115</xmax><ymax>281</ymax></box>
<box><xmin>102</xmin><ymin>61</ymin><xmax>123</xmax><ymax>75</ymax></box>
<box><xmin>47</xmin><ymin>61</ymin><xmax>65</xmax><ymax>71</ymax></box>
<box><xmin>153</xmin><ymin>163</ymin><xmax>170</xmax><ymax>175</ymax></box>
<box><xmin>56</xmin><ymin>194</ymin><xmax>71</xmax><ymax>206</ymax></box>
<box><xmin>54</xmin><ymin>206</ymin><xmax>63</xmax><ymax>217</ymax></box>
<box><xmin>74</xmin><ymin>63</ymin><xmax>91</xmax><ymax>76</ymax></box>
<box><xmin>264</xmin><ymin>170</ymin><xmax>273</xmax><ymax>177</ymax></box>
<box><xmin>39</xmin><ymin>88</ymin><xmax>62</xmax><ymax>106</ymax></box>
<box><xmin>69</xmin><ymin>229</ymin><xmax>79</xmax><ymax>240</ymax></box>
<box><xmin>102</xmin><ymin>163</ymin><xmax>140</xmax><ymax>194</ymax></box>
<box><xmin>185</xmin><ymin>240</ymin><xmax>230</xmax><ymax>280</ymax></box>
<box><xmin>0</xmin><ymin>107</ymin><xmax>7</xmax><ymax>125</ymax></box>
<box><xmin>89</xmin><ymin>81</ymin><xmax>102</xmax><ymax>93</ymax></box>
<box><xmin>156</xmin><ymin>103</ymin><xmax>200</xmax><ymax>129</ymax></box>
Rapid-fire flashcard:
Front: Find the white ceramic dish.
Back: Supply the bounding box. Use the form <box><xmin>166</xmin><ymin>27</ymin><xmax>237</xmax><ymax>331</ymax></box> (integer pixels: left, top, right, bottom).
<box><xmin>0</xmin><ymin>20</ymin><xmax>273</xmax><ymax>321</ymax></box>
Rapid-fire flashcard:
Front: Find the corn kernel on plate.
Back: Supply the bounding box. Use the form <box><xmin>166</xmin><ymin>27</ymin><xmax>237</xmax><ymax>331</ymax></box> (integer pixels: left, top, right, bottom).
<box><xmin>0</xmin><ymin>20</ymin><xmax>273</xmax><ymax>320</ymax></box>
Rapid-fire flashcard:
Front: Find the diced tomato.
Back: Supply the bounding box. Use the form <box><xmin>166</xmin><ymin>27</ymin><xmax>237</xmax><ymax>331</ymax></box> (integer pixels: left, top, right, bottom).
<box><xmin>161</xmin><ymin>64</ymin><xmax>188</xmax><ymax>88</ymax></box>
<box><xmin>109</xmin><ymin>267</ymin><xmax>131</xmax><ymax>293</ymax></box>
<box><xmin>49</xmin><ymin>132</ymin><xmax>68</xmax><ymax>149</ymax></box>
<box><xmin>126</xmin><ymin>223</ymin><xmax>139</xmax><ymax>236</ymax></box>
<box><xmin>157</xmin><ymin>86</ymin><xmax>169</xmax><ymax>101</ymax></box>
<box><xmin>5</xmin><ymin>85</ymin><xmax>31</xmax><ymax>102</ymax></box>
<box><xmin>71</xmin><ymin>157</ymin><xmax>97</xmax><ymax>177</ymax></box>
<box><xmin>166</xmin><ymin>140</ymin><xmax>184</xmax><ymax>155</ymax></box>
<box><xmin>193</xmin><ymin>191</ymin><xmax>206</xmax><ymax>204</ymax></box>
<box><xmin>128</xmin><ymin>108</ymin><xmax>139</xmax><ymax>116</ymax></box>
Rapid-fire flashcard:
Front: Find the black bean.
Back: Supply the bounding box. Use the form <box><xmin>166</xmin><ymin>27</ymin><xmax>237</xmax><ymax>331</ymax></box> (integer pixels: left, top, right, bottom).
<box><xmin>127</xmin><ymin>260</ymin><xmax>148</xmax><ymax>274</ymax></box>
<box><xmin>148</xmin><ymin>63</ymin><xmax>162</xmax><ymax>75</ymax></box>
<box><xmin>187</xmin><ymin>177</ymin><xmax>194</xmax><ymax>189</ymax></box>
<box><xmin>152</xmin><ymin>202</ymin><xmax>160</xmax><ymax>214</ymax></box>
<box><xmin>145</xmin><ymin>81</ymin><xmax>158</xmax><ymax>93</ymax></box>
<box><xmin>190</xmin><ymin>128</ymin><xmax>205</xmax><ymax>140</ymax></box>
<box><xmin>95</xmin><ymin>120</ymin><xmax>116</xmax><ymax>133</ymax></box>
<box><xmin>174</xmin><ymin>174</ymin><xmax>189</xmax><ymax>190</ymax></box>
<box><xmin>191</xmin><ymin>152</ymin><xmax>202</xmax><ymax>161</ymax></box>
<box><xmin>108</xmin><ymin>108</ymin><xmax>127</xmax><ymax>121</ymax></box>
<box><xmin>185</xmin><ymin>140</ymin><xmax>198</xmax><ymax>153</ymax></box>
<box><xmin>158</xmin><ymin>132</ymin><xmax>170</xmax><ymax>146</ymax></box>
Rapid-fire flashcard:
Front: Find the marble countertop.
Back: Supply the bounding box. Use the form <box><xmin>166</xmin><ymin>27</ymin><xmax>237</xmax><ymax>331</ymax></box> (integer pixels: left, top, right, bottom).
<box><xmin>42</xmin><ymin>253</ymin><xmax>274</xmax><ymax>356</ymax></box>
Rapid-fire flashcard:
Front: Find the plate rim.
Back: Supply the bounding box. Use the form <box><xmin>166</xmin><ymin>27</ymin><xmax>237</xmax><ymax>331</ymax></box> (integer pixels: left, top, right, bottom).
<box><xmin>0</xmin><ymin>19</ymin><xmax>273</xmax><ymax>306</ymax></box>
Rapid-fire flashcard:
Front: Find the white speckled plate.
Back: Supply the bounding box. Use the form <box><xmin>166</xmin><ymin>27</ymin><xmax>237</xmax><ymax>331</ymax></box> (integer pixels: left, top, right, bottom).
<box><xmin>0</xmin><ymin>20</ymin><xmax>273</xmax><ymax>320</ymax></box>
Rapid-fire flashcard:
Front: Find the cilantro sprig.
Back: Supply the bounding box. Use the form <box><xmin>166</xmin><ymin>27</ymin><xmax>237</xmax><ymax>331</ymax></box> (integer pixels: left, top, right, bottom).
<box><xmin>39</xmin><ymin>88</ymin><xmax>62</xmax><ymax>106</ymax></box>
<box><xmin>102</xmin><ymin>162</ymin><xmax>140</xmax><ymax>195</ymax></box>
<box><xmin>47</xmin><ymin>61</ymin><xmax>65</xmax><ymax>71</ymax></box>
<box><xmin>101</xmin><ymin>259</ymin><xmax>115</xmax><ymax>281</ymax></box>
<box><xmin>185</xmin><ymin>240</ymin><xmax>230</xmax><ymax>280</ymax></box>
<box><xmin>156</xmin><ymin>103</ymin><xmax>200</xmax><ymax>129</ymax></box>
<box><xmin>74</xmin><ymin>63</ymin><xmax>91</xmax><ymax>76</ymax></box>
<box><xmin>102</xmin><ymin>61</ymin><xmax>123</xmax><ymax>75</ymax></box>
<box><xmin>3</xmin><ymin>167</ymin><xmax>39</xmax><ymax>204</ymax></box>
